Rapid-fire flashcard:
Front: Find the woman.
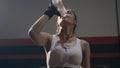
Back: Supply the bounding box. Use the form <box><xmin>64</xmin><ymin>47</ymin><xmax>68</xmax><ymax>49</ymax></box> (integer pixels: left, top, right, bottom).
<box><xmin>28</xmin><ymin>0</ymin><xmax>90</xmax><ymax>68</ymax></box>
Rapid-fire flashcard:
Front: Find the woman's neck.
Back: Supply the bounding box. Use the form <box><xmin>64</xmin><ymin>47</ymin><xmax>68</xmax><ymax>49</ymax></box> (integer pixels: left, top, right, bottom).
<box><xmin>57</xmin><ymin>31</ymin><xmax>75</xmax><ymax>43</ymax></box>
<box><xmin>56</xmin><ymin>24</ymin><xmax>75</xmax><ymax>42</ymax></box>
<box><xmin>58</xmin><ymin>24</ymin><xmax>74</xmax><ymax>34</ymax></box>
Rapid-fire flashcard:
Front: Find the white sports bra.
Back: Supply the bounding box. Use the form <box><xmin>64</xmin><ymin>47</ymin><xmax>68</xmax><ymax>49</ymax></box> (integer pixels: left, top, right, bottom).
<box><xmin>47</xmin><ymin>35</ymin><xmax>82</xmax><ymax>68</ymax></box>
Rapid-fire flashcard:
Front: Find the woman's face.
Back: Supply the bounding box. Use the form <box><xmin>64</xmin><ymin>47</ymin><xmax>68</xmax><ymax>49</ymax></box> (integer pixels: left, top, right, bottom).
<box><xmin>57</xmin><ymin>9</ymin><xmax>77</xmax><ymax>27</ymax></box>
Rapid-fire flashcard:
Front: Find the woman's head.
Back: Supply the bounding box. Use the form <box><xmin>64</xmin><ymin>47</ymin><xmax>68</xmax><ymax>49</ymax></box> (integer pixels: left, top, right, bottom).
<box><xmin>57</xmin><ymin>9</ymin><xmax>77</xmax><ymax>34</ymax></box>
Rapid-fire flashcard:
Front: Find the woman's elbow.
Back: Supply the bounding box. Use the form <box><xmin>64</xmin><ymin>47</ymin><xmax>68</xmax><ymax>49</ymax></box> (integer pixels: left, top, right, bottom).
<box><xmin>28</xmin><ymin>29</ymin><xmax>35</xmax><ymax>39</ymax></box>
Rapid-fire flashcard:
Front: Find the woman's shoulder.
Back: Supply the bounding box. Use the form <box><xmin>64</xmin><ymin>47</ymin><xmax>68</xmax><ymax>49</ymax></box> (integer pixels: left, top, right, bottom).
<box><xmin>76</xmin><ymin>38</ymin><xmax>89</xmax><ymax>44</ymax></box>
<box><xmin>77</xmin><ymin>38</ymin><xmax>90</xmax><ymax>51</ymax></box>
<box><xmin>80</xmin><ymin>39</ymin><xmax>89</xmax><ymax>45</ymax></box>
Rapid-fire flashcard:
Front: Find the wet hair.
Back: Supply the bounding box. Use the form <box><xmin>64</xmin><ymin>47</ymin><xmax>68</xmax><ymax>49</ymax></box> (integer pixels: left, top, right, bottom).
<box><xmin>72</xmin><ymin>10</ymin><xmax>77</xmax><ymax>33</ymax></box>
<box><xmin>73</xmin><ymin>11</ymin><xmax>77</xmax><ymax>21</ymax></box>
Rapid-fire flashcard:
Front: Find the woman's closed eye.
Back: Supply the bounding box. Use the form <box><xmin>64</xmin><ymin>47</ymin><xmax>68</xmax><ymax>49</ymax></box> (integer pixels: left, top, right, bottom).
<box><xmin>67</xmin><ymin>11</ymin><xmax>71</xmax><ymax>14</ymax></box>
<box><xmin>67</xmin><ymin>10</ymin><xmax>72</xmax><ymax>14</ymax></box>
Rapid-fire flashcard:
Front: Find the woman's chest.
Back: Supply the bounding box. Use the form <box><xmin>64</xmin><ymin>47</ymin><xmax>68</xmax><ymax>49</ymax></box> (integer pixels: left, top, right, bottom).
<box><xmin>49</xmin><ymin>43</ymin><xmax>82</xmax><ymax>64</ymax></box>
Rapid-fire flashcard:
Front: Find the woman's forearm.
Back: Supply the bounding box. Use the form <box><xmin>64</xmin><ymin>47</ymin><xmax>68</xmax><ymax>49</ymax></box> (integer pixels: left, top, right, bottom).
<box><xmin>28</xmin><ymin>15</ymin><xmax>49</xmax><ymax>34</ymax></box>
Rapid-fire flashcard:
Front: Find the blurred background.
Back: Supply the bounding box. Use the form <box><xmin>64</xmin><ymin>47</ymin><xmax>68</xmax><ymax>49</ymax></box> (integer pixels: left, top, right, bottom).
<box><xmin>0</xmin><ymin>0</ymin><xmax>119</xmax><ymax>68</ymax></box>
